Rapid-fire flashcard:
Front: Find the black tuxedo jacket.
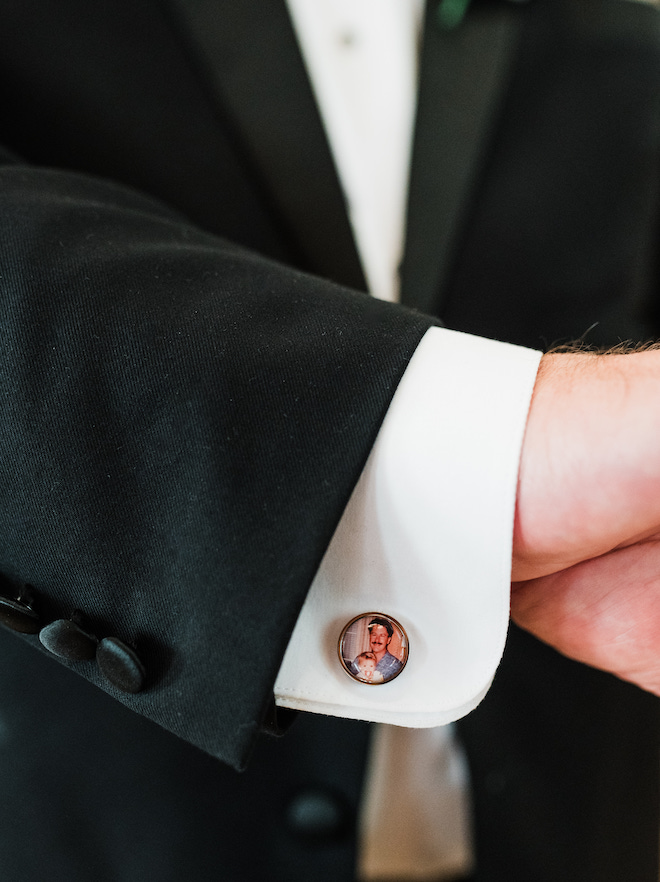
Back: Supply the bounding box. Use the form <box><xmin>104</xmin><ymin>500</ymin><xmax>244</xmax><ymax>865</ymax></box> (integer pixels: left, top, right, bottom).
<box><xmin>0</xmin><ymin>1</ymin><xmax>658</xmax><ymax>880</ymax></box>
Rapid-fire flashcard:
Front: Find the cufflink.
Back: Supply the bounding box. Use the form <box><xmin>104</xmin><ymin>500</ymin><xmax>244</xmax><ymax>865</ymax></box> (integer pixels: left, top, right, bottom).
<box><xmin>338</xmin><ymin>613</ymin><xmax>408</xmax><ymax>684</ymax></box>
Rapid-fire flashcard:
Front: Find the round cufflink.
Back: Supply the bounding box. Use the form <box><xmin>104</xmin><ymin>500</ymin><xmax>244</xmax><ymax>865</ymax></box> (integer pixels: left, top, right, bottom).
<box><xmin>338</xmin><ymin>612</ymin><xmax>408</xmax><ymax>685</ymax></box>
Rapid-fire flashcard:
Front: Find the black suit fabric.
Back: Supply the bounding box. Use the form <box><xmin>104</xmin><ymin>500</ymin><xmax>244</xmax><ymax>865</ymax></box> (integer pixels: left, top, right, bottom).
<box><xmin>0</xmin><ymin>164</ymin><xmax>430</xmax><ymax>767</ymax></box>
<box><xmin>0</xmin><ymin>1</ymin><xmax>658</xmax><ymax>881</ymax></box>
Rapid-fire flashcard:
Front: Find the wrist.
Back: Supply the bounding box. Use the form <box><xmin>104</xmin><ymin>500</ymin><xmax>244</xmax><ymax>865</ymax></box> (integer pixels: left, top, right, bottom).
<box><xmin>512</xmin><ymin>348</ymin><xmax>660</xmax><ymax>581</ymax></box>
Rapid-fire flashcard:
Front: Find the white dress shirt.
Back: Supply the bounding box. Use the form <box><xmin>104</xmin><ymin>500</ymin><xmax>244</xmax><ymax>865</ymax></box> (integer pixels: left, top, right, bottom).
<box><xmin>274</xmin><ymin>1</ymin><xmax>541</xmax><ymax>879</ymax></box>
<box><xmin>276</xmin><ymin>0</ymin><xmax>540</xmax><ymax>740</ymax></box>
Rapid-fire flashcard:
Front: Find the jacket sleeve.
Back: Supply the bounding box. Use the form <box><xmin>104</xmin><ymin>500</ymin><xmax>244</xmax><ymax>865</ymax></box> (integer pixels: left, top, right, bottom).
<box><xmin>0</xmin><ymin>158</ymin><xmax>435</xmax><ymax>768</ymax></box>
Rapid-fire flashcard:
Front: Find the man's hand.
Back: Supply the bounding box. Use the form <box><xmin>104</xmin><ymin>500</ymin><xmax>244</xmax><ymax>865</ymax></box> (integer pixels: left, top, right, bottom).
<box><xmin>511</xmin><ymin>349</ymin><xmax>660</xmax><ymax>694</ymax></box>
<box><xmin>512</xmin><ymin>540</ymin><xmax>660</xmax><ymax>695</ymax></box>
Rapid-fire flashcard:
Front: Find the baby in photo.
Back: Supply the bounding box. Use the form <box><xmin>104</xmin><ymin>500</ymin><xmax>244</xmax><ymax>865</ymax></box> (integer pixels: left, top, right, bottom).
<box><xmin>354</xmin><ymin>651</ymin><xmax>384</xmax><ymax>683</ymax></box>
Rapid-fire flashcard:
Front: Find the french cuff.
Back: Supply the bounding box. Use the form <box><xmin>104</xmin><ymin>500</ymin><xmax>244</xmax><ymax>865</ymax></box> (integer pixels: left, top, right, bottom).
<box><xmin>274</xmin><ymin>327</ymin><xmax>542</xmax><ymax>726</ymax></box>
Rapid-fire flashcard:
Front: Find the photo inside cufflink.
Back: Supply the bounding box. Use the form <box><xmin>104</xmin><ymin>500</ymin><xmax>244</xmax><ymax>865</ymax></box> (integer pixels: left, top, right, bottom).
<box><xmin>338</xmin><ymin>612</ymin><xmax>408</xmax><ymax>685</ymax></box>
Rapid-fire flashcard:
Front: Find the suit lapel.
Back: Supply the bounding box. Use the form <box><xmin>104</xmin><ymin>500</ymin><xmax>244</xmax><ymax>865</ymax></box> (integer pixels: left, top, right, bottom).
<box><xmin>164</xmin><ymin>0</ymin><xmax>523</xmax><ymax>309</ymax></box>
<box><xmin>163</xmin><ymin>0</ymin><xmax>365</xmax><ymax>290</ymax></box>
<box><xmin>400</xmin><ymin>2</ymin><xmax>524</xmax><ymax>315</ymax></box>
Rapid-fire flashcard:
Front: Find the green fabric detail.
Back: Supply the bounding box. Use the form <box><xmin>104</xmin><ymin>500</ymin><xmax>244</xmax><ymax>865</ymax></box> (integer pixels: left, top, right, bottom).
<box><xmin>436</xmin><ymin>0</ymin><xmax>472</xmax><ymax>30</ymax></box>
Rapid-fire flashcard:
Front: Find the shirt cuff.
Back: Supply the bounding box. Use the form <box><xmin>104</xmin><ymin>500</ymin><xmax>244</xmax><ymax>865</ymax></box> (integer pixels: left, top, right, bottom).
<box><xmin>274</xmin><ymin>326</ymin><xmax>542</xmax><ymax>726</ymax></box>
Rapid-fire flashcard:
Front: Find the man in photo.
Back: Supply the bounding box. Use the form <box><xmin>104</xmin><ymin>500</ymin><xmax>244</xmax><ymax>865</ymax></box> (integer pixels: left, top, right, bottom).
<box><xmin>352</xmin><ymin>617</ymin><xmax>403</xmax><ymax>682</ymax></box>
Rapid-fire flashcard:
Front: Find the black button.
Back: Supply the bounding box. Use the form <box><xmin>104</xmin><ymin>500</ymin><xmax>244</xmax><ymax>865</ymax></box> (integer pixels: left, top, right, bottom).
<box><xmin>286</xmin><ymin>788</ymin><xmax>349</xmax><ymax>841</ymax></box>
<box><xmin>40</xmin><ymin>618</ymin><xmax>98</xmax><ymax>661</ymax></box>
<box><xmin>96</xmin><ymin>637</ymin><xmax>146</xmax><ymax>693</ymax></box>
<box><xmin>0</xmin><ymin>594</ymin><xmax>40</xmax><ymax>634</ymax></box>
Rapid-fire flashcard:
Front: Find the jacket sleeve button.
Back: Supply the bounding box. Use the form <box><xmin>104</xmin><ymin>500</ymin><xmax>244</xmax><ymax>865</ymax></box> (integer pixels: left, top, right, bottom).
<box><xmin>0</xmin><ymin>594</ymin><xmax>41</xmax><ymax>634</ymax></box>
<box><xmin>39</xmin><ymin>617</ymin><xmax>98</xmax><ymax>661</ymax></box>
<box><xmin>286</xmin><ymin>788</ymin><xmax>349</xmax><ymax>841</ymax></box>
<box><xmin>96</xmin><ymin>637</ymin><xmax>146</xmax><ymax>693</ymax></box>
